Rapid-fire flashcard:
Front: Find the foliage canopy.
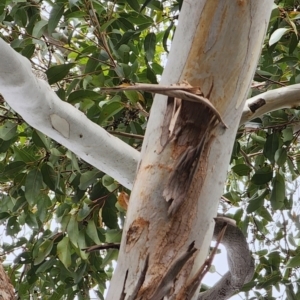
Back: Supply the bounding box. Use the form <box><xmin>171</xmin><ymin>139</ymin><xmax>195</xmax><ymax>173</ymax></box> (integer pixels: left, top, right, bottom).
<box><xmin>1</xmin><ymin>0</ymin><xmax>300</xmax><ymax>299</ymax></box>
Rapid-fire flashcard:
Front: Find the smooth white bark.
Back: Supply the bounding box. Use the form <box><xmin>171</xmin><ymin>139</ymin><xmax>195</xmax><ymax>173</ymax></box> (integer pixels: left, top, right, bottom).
<box><xmin>0</xmin><ymin>39</ymin><xmax>139</xmax><ymax>189</ymax></box>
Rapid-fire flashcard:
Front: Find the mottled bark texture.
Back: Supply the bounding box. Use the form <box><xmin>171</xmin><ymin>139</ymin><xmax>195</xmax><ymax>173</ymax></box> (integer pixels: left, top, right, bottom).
<box><xmin>0</xmin><ymin>263</ymin><xmax>15</xmax><ymax>299</ymax></box>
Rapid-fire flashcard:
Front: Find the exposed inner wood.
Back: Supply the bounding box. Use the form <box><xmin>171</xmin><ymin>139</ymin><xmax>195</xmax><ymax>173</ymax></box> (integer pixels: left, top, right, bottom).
<box><xmin>161</xmin><ymin>98</ymin><xmax>219</xmax><ymax>216</ymax></box>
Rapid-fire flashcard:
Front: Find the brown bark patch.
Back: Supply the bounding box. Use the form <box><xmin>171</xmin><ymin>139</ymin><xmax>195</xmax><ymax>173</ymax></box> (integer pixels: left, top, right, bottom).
<box><xmin>161</xmin><ymin>97</ymin><xmax>220</xmax><ymax>216</ymax></box>
<box><xmin>126</xmin><ymin>218</ymin><xmax>149</xmax><ymax>252</ymax></box>
<box><xmin>0</xmin><ymin>263</ymin><xmax>15</xmax><ymax>300</ymax></box>
<box><xmin>248</xmin><ymin>98</ymin><xmax>266</xmax><ymax>112</ymax></box>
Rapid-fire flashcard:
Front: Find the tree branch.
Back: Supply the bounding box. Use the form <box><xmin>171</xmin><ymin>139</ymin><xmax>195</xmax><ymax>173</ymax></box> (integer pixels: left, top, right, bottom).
<box><xmin>0</xmin><ymin>38</ymin><xmax>139</xmax><ymax>190</ymax></box>
<box><xmin>1</xmin><ymin>39</ymin><xmax>299</xmax><ymax>192</ymax></box>
<box><xmin>240</xmin><ymin>84</ymin><xmax>300</xmax><ymax>125</ymax></box>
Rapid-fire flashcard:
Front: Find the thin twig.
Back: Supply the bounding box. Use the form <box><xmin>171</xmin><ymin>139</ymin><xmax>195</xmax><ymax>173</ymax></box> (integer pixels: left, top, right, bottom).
<box><xmin>107</xmin><ymin>130</ymin><xmax>144</xmax><ymax>139</ymax></box>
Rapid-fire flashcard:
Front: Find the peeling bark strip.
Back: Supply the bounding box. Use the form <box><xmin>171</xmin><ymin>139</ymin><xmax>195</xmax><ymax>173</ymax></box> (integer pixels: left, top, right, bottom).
<box><xmin>100</xmin><ymin>83</ymin><xmax>227</xmax><ymax>127</ymax></box>
<box><xmin>198</xmin><ymin>217</ymin><xmax>254</xmax><ymax>300</ymax></box>
<box><xmin>161</xmin><ymin>95</ymin><xmax>220</xmax><ymax>216</ymax></box>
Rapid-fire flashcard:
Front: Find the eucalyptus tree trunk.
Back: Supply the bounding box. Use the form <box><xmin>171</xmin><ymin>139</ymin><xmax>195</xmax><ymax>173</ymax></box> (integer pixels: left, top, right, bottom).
<box><xmin>106</xmin><ymin>1</ymin><xmax>273</xmax><ymax>300</ymax></box>
<box><xmin>0</xmin><ymin>264</ymin><xmax>14</xmax><ymax>299</ymax></box>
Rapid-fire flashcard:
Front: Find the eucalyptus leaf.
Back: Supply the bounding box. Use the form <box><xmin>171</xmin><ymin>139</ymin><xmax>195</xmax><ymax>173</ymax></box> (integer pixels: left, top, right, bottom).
<box><xmin>270</xmin><ymin>172</ymin><xmax>285</xmax><ymax>210</ymax></box>
<box><xmin>57</xmin><ymin>236</ymin><xmax>71</xmax><ymax>269</ymax></box>
<box><xmin>144</xmin><ymin>32</ymin><xmax>156</xmax><ymax>62</ymax></box>
<box><xmin>25</xmin><ymin>168</ymin><xmax>44</xmax><ymax>206</ymax></box>
<box><xmin>48</xmin><ymin>3</ymin><xmax>64</xmax><ymax>34</ymax></box>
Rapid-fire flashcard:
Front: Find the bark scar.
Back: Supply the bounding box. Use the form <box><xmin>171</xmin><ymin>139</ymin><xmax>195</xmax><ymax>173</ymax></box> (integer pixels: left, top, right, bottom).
<box><xmin>248</xmin><ymin>98</ymin><xmax>266</xmax><ymax>113</ymax></box>
<box><xmin>101</xmin><ymin>82</ymin><xmax>227</xmax><ymax>216</ymax></box>
<box><xmin>161</xmin><ymin>81</ymin><xmax>224</xmax><ymax>216</ymax></box>
<box><xmin>126</xmin><ymin>218</ymin><xmax>149</xmax><ymax>252</ymax></box>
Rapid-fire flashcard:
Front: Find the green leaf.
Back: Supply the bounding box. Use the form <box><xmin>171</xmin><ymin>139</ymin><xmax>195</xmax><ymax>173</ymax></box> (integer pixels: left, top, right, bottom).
<box><xmin>144</xmin><ymin>32</ymin><xmax>156</xmax><ymax>62</ymax></box>
<box><xmin>251</xmin><ymin>166</ymin><xmax>273</xmax><ymax>185</ymax></box>
<box><xmin>102</xmin><ymin>194</ymin><xmax>118</xmax><ymax>228</ymax></box>
<box><xmin>32</xmin><ymin>130</ymin><xmax>50</xmax><ymax>150</ymax></box>
<box><xmin>98</xmin><ymin>102</ymin><xmax>124</xmax><ymax>125</ymax></box>
<box><xmin>105</xmin><ymin>229</ymin><xmax>122</xmax><ymax>243</ymax></box>
<box><xmin>41</xmin><ymin>163</ymin><xmax>58</xmax><ymax>192</ymax></box>
<box><xmin>115</xmin><ymin>31</ymin><xmax>140</xmax><ymax>49</ymax></box>
<box><xmin>102</xmin><ymin>174</ymin><xmax>118</xmax><ymax>192</ymax></box>
<box><xmin>77</xmin><ymin>202</ymin><xmax>91</xmax><ymax>221</ymax></box>
<box><xmin>127</xmin><ymin>0</ymin><xmax>140</xmax><ymax>11</ymax></box>
<box><xmin>25</xmin><ymin>211</ymin><xmax>39</xmax><ymax>229</ymax></box>
<box><xmin>0</xmin><ymin>212</ymin><xmax>10</xmax><ymax>220</ymax></box>
<box><xmin>46</xmin><ymin>63</ymin><xmax>75</xmax><ymax>85</ymax></box>
<box><xmin>0</xmin><ymin>122</ymin><xmax>17</xmax><ymax>141</ymax></box>
<box><xmin>67</xmin><ymin>215</ymin><xmax>79</xmax><ymax>247</ymax></box>
<box><xmin>146</xmin><ymin>63</ymin><xmax>158</xmax><ymax>83</ymax></box>
<box><xmin>79</xmin><ymin>170</ymin><xmax>101</xmax><ymax>190</ymax></box>
<box><xmin>13</xmin><ymin>147</ymin><xmax>37</xmax><ymax>163</ymax></box>
<box><xmin>256</xmin><ymin>206</ymin><xmax>273</xmax><ymax>222</ymax></box>
<box><xmin>73</xmin><ymin>263</ymin><xmax>87</xmax><ymax>284</ymax></box>
<box><xmin>21</xmin><ymin>44</ymin><xmax>35</xmax><ymax>59</ymax></box>
<box><xmin>275</xmin><ymin>147</ymin><xmax>287</xmax><ymax>167</ymax></box>
<box><xmin>286</xmin><ymin>284</ymin><xmax>297</xmax><ymax>300</ymax></box>
<box><xmin>86</xmin><ymin>220</ymin><xmax>101</xmax><ymax>245</ymax></box>
<box><xmin>32</xmin><ymin>20</ymin><xmax>48</xmax><ymax>38</ymax></box>
<box><xmin>256</xmin><ymin>272</ymin><xmax>282</xmax><ymax>289</ymax></box>
<box><xmin>247</xmin><ymin>190</ymin><xmax>268</xmax><ymax>213</ymax></box>
<box><xmin>270</xmin><ymin>172</ymin><xmax>285</xmax><ymax>210</ymax></box>
<box><xmin>57</xmin><ymin>236</ymin><xmax>71</xmax><ymax>269</ymax></box>
<box><xmin>3</xmin><ymin>161</ymin><xmax>26</xmax><ymax>178</ymax></box>
<box><xmin>263</xmin><ymin>133</ymin><xmax>280</xmax><ymax>164</ymax></box>
<box><xmin>269</xmin><ymin>28</ymin><xmax>290</xmax><ymax>46</ymax></box>
<box><xmin>141</xmin><ymin>0</ymin><xmax>153</xmax><ymax>11</ymax></box>
<box><xmin>65</xmin><ymin>150</ymin><xmax>80</xmax><ymax>172</ymax></box>
<box><xmin>34</xmin><ymin>240</ymin><xmax>54</xmax><ymax>265</ymax></box>
<box><xmin>6</xmin><ymin>216</ymin><xmax>21</xmax><ymax>236</ymax></box>
<box><xmin>25</xmin><ymin>168</ymin><xmax>44</xmax><ymax>206</ymax></box>
<box><xmin>124</xmin><ymin>90</ymin><xmax>140</xmax><ymax>104</ymax></box>
<box><xmin>163</xmin><ymin>21</ymin><xmax>174</xmax><ymax>53</ymax></box>
<box><xmin>68</xmin><ymin>90</ymin><xmax>101</xmax><ymax>104</ymax></box>
<box><xmin>77</xmin><ymin>230</ymin><xmax>89</xmax><ymax>260</ymax></box>
<box><xmin>286</xmin><ymin>254</ymin><xmax>300</xmax><ymax>268</ymax></box>
<box><xmin>14</xmin><ymin>7</ymin><xmax>27</xmax><ymax>27</ymax></box>
<box><xmin>232</xmin><ymin>164</ymin><xmax>252</xmax><ymax>176</ymax></box>
<box><xmin>115</xmin><ymin>63</ymin><xmax>132</xmax><ymax>78</ymax></box>
<box><xmin>0</xmin><ymin>137</ymin><xmax>16</xmax><ymax>153</ymax></box>
<box><xmin>36</xmin><ymin>257</ymin><xmax>56</xmax><ymax>273</ymax></box>
<box><xmin>250</xmin><ymin>133</ymin><xmax>266</xmax><ymax>145</ymax></box>
<box><xmin>282</xmin><ymin>127</ymin><xmax>293</xmax><ymax>142</ymax></box>
<box><xmin>36</xmin><ymin>194</ymin><xmax>52</xmax><ymax>223</ymax></box>
<box><xmin>48</xmin><ymin>3</ymin><xmax>64</xmax><ymax>34</ymax></box>
<box><xmin>48</xmin><ymin>284</ymin><xmax>66</xmax><ymax>300</ymax></box>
